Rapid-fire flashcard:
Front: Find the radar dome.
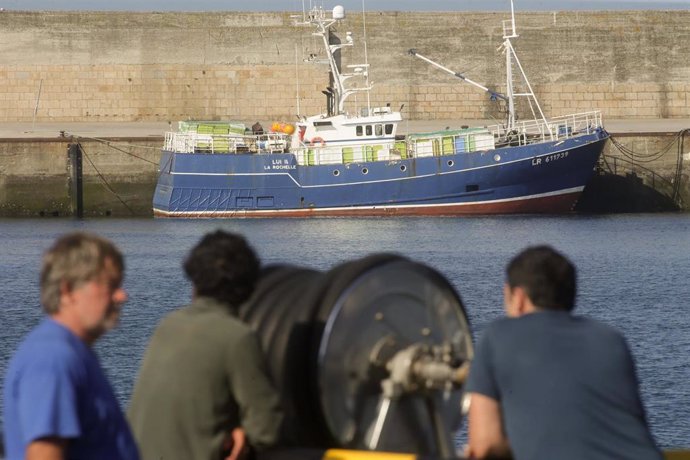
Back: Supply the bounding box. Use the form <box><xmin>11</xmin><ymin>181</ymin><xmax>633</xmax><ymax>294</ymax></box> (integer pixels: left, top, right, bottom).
<box><xmin>332</xmin><ymin>5</ymin><xmax>345</xmax><ymax>20</ymax></box>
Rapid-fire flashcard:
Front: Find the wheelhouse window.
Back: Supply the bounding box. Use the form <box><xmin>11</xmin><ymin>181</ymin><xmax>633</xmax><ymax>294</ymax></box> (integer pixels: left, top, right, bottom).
<box><xmin>375</xmin><ymin>124</ymin><xmax>383</xmax><ymax>136</ymax></box>
<box><xmin>385</xmin><ymin>124</ymin><xmax>394</xmax><ymax>135</ymax></box>
<box><xmin>365</xmin><ymin>125</ymin><xmax>372</xmax><ymax>136</ymax></box>
<box><xmin>356</xmin><ymin>126</ymin><xmax>363</xmax><ymax>136</ymax></box>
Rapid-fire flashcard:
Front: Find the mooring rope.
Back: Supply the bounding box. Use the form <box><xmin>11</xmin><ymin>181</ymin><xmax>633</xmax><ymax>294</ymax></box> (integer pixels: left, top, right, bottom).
<box><xmin>672</xmin><ymin>129</ymin><xmax>688</xmax><ymax>205</ymax></box>
<box><xmin>609</xmin><ymin>130</ymin><xmax>686</xmax><ymax>163</ymax></box>
<box><xmin>76</xmin><ymin>135</ymin><xmax>160</xmax><ymax>165</ymax></box>
<box><xmin>77</xmin><ymin>142</ymin><xmax>136</xmax><ymax>215</ymax></box>
<box><xmin>73</xmin><ymin>134</ymin><xmax>173</xmax><ymax>189</ymax></box>
<box><xmin>606</xmin><ymin>129</ymin><xmax>689</xmax><ymax>208</ymax></box>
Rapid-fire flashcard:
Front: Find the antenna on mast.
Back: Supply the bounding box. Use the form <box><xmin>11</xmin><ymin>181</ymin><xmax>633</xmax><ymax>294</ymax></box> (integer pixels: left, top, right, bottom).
<box><xmin>295</xmin><ymin>44</ymin><xmax>301</xmax><ymax>118</ymax></box>
<box><xmin>295</xmin><ymin>3</ymin><xmax>373</xmax><ymax>116</ymax></box>
<box><xmin>509</xmin><ymin>0</ymin><xmax>517</xmax><ymax>37</ymax></box>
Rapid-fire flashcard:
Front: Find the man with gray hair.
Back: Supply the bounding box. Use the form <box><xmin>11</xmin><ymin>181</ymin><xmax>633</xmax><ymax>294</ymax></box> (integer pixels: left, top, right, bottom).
<box><xmin>3</xmin><ymin>232</ymin><xmax>139</xmax><ymax>460</ymax></box>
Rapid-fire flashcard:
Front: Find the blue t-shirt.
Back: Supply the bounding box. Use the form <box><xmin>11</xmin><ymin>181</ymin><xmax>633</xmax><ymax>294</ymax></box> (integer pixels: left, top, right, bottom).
<box><xmin>467</xmin><ymin>311</ymin><xmax>661</xmax><ymax>460</ymax></box>
<box><xmin>3</xmin><ymin>319</ymin><xmax>139</xmax><ymax>460</ymax></box>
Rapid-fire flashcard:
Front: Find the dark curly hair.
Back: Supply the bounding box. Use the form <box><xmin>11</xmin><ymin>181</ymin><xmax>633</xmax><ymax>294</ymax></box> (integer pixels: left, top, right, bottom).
<box><xmin>183</xmin><ymin>231</ymin><xmax>260</xmax><ymax>307</ymax></box>
<box><xmin>506</xmin><ymin>245</ymin><xmax>576</xmax><ymax>312</ymax></box>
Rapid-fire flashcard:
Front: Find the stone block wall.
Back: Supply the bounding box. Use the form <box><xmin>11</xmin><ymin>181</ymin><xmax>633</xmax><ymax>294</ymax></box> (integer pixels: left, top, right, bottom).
<box><xmin>0</xmin><ymin>64</ymin><xmax>326</xmax><ymax>122</ymax></box>
<box><xmin>0</xmin><ymin>10</ymin><xmax>688</xmax><ymax>122</ymax></box>
<box><xmin>0</xmin><ymin>137</ymin><xmax>160</xmax><ymax>216</ymax></box>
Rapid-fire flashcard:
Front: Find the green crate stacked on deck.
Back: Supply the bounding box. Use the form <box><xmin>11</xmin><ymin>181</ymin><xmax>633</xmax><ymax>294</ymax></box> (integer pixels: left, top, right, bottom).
<box><xmin>407</xmin><ymin>127</ymin><xmax>490</xmax><ymax>156</ymax></box>
<box><xmin>394</xmin><ymin>140</ymin><xmax>408</xmax><ymax>159</ymax></box>
<box><xmin>342</xmin><ymin>147</ymin><xmax>354</xmax><ymax>164</ymax></box>
<box><xmin>364</xmin><ymin>146</ymin><xmax>375</xmax><ymax>162</ymax></box>
<box><xmin>211</xmin><ymin>124</ymin><xmax>230</xmax><ymax>153</ymax></box>
<box><xmin>191</xmin><ymin>123</ymin><xmax>213</xmax><ymax>152</ymax></box>
<box><xmin>178</xmin><ymin>121</ymin><xmax>246</xmax><ymax>134</ymax></box>
<box><xmin>366</xmin><ymin>145</ymin><xmax>383</xmax><ymax>162</ymax></box>
<box><xmin>442</xmin><ymin>136</ymin><xmax>454</xmax><ymax>155</ymax></box>
<box><xmin>178</xmin><ymin>121</ymin><xmax>246</xmax><ymax>153</ymax></box>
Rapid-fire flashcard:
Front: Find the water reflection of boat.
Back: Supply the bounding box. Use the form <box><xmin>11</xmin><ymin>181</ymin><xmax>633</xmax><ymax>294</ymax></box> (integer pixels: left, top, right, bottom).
<box><xmin>153</xmin><ymin>2</ymin><xmax>608</xmax><ymax>218</ymax></box>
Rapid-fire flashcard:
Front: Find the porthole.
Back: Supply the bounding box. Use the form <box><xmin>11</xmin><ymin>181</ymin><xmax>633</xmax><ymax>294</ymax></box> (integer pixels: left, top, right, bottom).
<box><xmin>447</xmin><ymin>160</ymin><xmax>454</xmax><ymax>167</ymax></box>
<box><xmin>494</xmin><ymin>154</ymin><xmax>501</xmax><ymax>162</ymax></box>
<box><xmin>400</xmin><ymin>165</ymin><xmax>407</xmax><ymax>172</ymax></box>
<box><xmin>333</xmin><ymin>170</ymin><xmax>340</xmax><ymax>176</ymax></box>
<box><xmin>362</xmin><ymin>168</ymin><xmax>369</xmax><ymax>175</ymax></box>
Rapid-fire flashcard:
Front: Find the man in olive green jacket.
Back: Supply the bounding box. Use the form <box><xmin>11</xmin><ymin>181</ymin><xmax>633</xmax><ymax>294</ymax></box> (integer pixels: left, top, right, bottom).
<box><xmin>128</xmin><ymin>231</ymin><xmax>283</xmax><ymax>460</ymax></box>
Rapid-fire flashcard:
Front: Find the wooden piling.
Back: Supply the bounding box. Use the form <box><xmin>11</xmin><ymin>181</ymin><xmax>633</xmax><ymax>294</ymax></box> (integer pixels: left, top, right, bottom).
<box><xmin>68</xmin><ymin>142</ymin><xmax>83</xmax><ymax>218</ymax></box>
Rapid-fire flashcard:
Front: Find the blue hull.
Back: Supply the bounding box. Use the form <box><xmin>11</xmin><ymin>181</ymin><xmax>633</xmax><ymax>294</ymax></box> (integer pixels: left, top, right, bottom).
<box><xmin>153</xmin><ymin>129</ymin><xmax>608</xmax><ymax>217</ymax></box>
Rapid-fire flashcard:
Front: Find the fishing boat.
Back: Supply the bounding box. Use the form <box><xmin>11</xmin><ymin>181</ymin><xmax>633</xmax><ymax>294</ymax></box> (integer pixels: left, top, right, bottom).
<box><xmin>152</xmin><ymin>2</ymin><xmax>609</xmax><ymax>218</ymax></box>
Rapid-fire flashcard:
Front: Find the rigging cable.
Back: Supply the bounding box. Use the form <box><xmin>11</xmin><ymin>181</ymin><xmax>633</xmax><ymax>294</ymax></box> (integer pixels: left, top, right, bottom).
<box><xmin>72</xmin><ymin>134</ymin><xmax>172</xmax><ymax>184</ymax></box>
<box><xmin>606</xmin><ymin>129</ymin><xmax>688</xmax><ymax>208</ymax></box>
<box><xmin>671</xmin><ymin>129</ymin><xmax>688</xmax><ymax>205</ymax></box>
<box><xmin>609</xmin><ymin>130</ymin><xmax>683</xmax><ymax>163</ymax></box>
<box><xmin>75</xmin><ymin>135</ymin><xmax>160</xmax><ymax>165</ymax></box>
<box><xmin>76</xmin><ymin>141</ymin><xmax>136</xmax><ymax>215</ymax></box>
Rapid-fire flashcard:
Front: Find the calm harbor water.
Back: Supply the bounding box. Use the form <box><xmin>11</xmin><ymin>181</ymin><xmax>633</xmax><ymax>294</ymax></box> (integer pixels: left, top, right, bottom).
<box><xmin>0</xmin><ymin>214</ymin><xmax>689</xmax><ymax>449</ymax></box>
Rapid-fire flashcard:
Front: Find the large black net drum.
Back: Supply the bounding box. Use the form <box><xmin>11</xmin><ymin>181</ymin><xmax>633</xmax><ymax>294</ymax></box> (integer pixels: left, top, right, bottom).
<box><xmin>238</xmin><ymin>254</ymin><xmax>473</xmax><ymax>457</ymax></box>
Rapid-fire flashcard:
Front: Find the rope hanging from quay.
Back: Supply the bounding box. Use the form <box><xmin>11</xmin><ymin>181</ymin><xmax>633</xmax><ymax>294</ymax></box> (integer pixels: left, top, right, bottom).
<box><xmin>606</xmin><ymin>129</ymin><xmax>688</xmax><ymax>207</ymax></box>
<box><xmin>77</xmin><ymin>142</ymin><xmax>136</xmax><ymax>215</ymax></box>
<box><xmin>609</xmin><ymin>129</ymin><xmax>689</xmax><ymax>163</ymax></box>
<box><xmin>79</xmin><ymin>135</ymin><xmax>160</xmax><ymax>165</ymax></box>
<box><xmin>71</xmin><ymin>134</ymin><xmax>173</xmax><ymax>213</ymax></box>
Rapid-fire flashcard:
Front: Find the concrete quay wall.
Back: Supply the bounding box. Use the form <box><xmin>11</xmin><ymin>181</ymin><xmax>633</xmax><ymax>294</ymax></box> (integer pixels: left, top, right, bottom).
<box><xmin>0</xmin><ymin>137</ymin><xmax>160</xmax><ymax>217</ymax></box>
<box><xmin>0</xmin><ymin>10</ymin><xmax>688</xmax><ymax>122</ymax></box>
<box><xmin>602</xmin><ymin>132</ymin><xmax>690</xmax><ymax>209</ymax></box>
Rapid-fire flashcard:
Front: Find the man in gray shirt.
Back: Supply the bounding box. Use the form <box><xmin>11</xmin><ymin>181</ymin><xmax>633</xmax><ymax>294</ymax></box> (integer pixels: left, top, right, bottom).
<box><xmin>128</xmin><ymin>231</ymin><xmax>283</xmax><ymax>460</ymax></box>
<box><xmin>466</xmin><ymin>245</ymin><xmax>661</xmax><ymax>460</ymax></box>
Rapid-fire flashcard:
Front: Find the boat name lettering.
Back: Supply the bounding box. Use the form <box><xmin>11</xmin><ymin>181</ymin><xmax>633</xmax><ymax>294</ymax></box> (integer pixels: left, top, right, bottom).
<box><xmin>264</xmin><ymin>159</ymin><xmax>296</xmax><ymax>170</ymax></box>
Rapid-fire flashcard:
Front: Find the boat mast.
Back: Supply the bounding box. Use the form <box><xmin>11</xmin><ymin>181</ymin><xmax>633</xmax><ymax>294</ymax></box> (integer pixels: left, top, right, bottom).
<box><xmin>361</xmin><ymin>0</ymin><xmax>371</xmax><ymax>113</ymax></box>
<box><xmin>502</xmin><ymin>0</ymin><xmax>550</xmax><ymax>135</ymax></box>
<box><xmin>299</xmin><ymin>4</ymin><xmax>372</xmax><ymax>115</ymax></box>
<box><xmin>504</xmin><ymin>1</ymin><xmax>517</xmax><ymax>130</ymax></box>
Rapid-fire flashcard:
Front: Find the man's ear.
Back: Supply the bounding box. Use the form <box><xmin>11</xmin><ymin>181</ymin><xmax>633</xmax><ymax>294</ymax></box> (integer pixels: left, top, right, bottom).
<box><xmin>504</xmin><ymin>283</ymin><xmax>523</xmax><ymax>317</ymax></box>
<box><xmin>512</xmin><ymin>286</ymin><xmax>530</xmax><ymax>316</ymax></box>
<box><xmin>59</xmin><ymin>280</ymin><xmax>75</xmax><ymax>302</ymax></box>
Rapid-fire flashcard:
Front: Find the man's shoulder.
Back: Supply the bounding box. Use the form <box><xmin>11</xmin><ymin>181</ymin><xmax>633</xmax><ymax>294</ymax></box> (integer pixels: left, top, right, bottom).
<box><xmin>571</xmin><ymin>315</ymin><xmax>630</xmax><ymax>350</ymax></box>
<box><xmin>573</xmin><ymin>314</ymin><xmax>621</xmax><ymax>332</ymax></box>
<box><xmin>482</xmin><ymin>313</ymin><xmax>629</xmax><ymax>354</ymax></box>
<box><xmin>481</xmin><ymin>315</ymin><xmax>523</xmax><ymax>337</ymax></box>
<box><xmin>5</xmin><ymin>321</ymin><xmax>88</xmax><ymax>399</ymax></box>
<box><xmin>160</xmin><ymin>301</ymin><xmax>254</xmax><ymax>338</ymax></box>
<box><xmin>482</xmin><ymin>312</ymin><xmax>625</xmax><ymax>338</ymax></box>
<box><xmin>12</xmin><ymin>320</ymin><xmax>83</xmax><ymax>365</ymax></box>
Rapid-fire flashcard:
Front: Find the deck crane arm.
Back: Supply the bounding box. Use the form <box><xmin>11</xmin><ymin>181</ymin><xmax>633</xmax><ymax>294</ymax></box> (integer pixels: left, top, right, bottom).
<box><xmin>408</xmin><ymin>49</ymin><xmax>508</xmax><ymax>102</ymax></box>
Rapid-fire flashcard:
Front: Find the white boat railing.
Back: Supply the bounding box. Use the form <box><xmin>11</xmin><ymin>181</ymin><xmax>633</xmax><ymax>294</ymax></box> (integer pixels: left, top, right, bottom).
<box><xmin>164</xmin><ymin>111</ymin><xmax>603</xmax><ymax>163</ymax></box>
<box><xmin>293</xmin><ymin>141</ymin><xmax>404</xmax><ymax>166</ymax></box>
<box><xmin>486</xmin><ymin>110</ymin><xmax>604</xmax><ymax>146</ymax></box>
<box><xmin>164</xmin><ymin>132</ymin><xmax>291</xmax><ymax>154</ymax></box>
